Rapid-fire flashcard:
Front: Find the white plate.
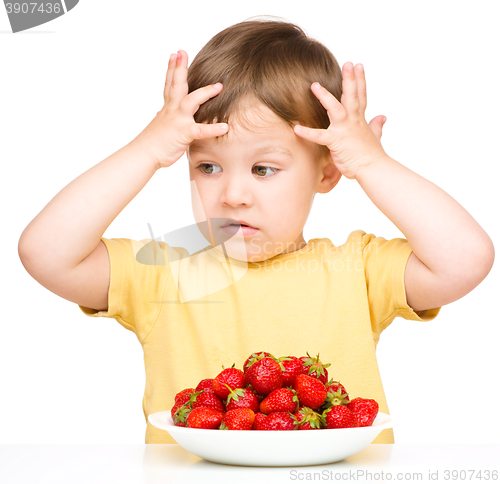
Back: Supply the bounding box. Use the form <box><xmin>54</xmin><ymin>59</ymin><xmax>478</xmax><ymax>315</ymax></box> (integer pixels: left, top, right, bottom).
<box><xmin>148</xmin><ymin>411</ymin><xmax>396</xmax><ymax>467</ymax></box>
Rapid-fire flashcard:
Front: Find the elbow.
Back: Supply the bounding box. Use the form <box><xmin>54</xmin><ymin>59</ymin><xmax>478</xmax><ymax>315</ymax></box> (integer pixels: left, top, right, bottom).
<box><xmin>479</xmin><ymin>234</ymin><xmax>495</xmax><ymax>277</ymax></box>
<box><xmin>444</xmin><ymin>235</ymin><xmax>495</xmax><ymax>287</ymax></box>
<box><xmin>18</xmin><ymin>229</ymin><xmax>37</xmax><ymax>269</ymax></box>
<box><xmin>18</xmin><ymin>237</ymin><xmax>33</xmax><ymax>272</ymax></box>
<box><xmin>18</xmin><ymin>232</ymin><xmax>29</xmax><ymax>265</ymax></box>
<box><xmin>430</xmin><ymin>236</ymin><xmax>495</xmax><ymax>303</ymax></box>
<box><xmin>466</xmin><ymin>234</ymin><xmax>495</xmax><ymax>285</ymax></box>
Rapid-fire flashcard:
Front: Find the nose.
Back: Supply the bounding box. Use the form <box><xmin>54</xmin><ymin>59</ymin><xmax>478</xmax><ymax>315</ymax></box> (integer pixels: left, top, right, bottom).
<box><xmin>219</xmin><ymin>177</ymin><xmax>254</xmax><ymax>207</ymax></box>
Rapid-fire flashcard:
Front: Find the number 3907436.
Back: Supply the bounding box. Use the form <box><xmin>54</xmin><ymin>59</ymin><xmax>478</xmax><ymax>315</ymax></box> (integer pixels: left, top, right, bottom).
<box><xmin>5</xmin><ymin>3</ymin><xmax>62</xmax><ymax>14</ymax></box>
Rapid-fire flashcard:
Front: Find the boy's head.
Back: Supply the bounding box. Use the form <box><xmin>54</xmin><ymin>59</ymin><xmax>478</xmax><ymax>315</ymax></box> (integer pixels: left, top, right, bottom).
<box><xmin>188</xmin><ymin>18</ymin><xmax>343</xmax><ymax>142</ymax></box>
<box><xmin>187</xmin><ymin>19</ymin><xmax>343</xmax><ymax>262</ymax></box>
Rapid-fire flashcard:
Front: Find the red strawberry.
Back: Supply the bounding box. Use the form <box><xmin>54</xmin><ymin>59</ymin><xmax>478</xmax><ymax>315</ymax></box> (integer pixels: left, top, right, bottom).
<box><xmin>300</xmin><ymin>352</ymin><xmax>331</xmax><ymax>384</ymax></box>
<box><xmin>252</xmin><ymin>412</ymin><xmax>267</xmax><ymax>430</ymax></box>
<box><xmin>195</xmin><ymin>379</ymin><xmax>215</xmax><ymax>393</ymax></box>
<box><xmin>186</xmin><ymin>407</ymin><xmax>223</xmax><ymax>429</ymax></box>
<box><xmin>260</xmin><ymin>411</ymin><xmax>298</xmax><ymax>430</ymax></box>
<box><xmin>253</xmin><ymin>390</ymin><xmax>266</xmax><ymax>403</ymax></box>
<box><xmin>220</xmin><ymin>408</ymin><xmax>255</xmax><ymax>430</ymax></box>
<box><xmin>243</xmin><ymin>352</ymin><xmax>275</xmax><ymax>373</ymax></box>
<box><xmin>225</xmin><ymin>387</ymin><xmax>260</xmax><ymax>413</ymax></box>
<box><xmin>293</xmin><ymin>406</ymin><xmax>323</xmax><ymax>430</ymax></box>
<box><xmin>322</xmin><ymin>380</ymin><xmax>350</xmax><ymax>409</ymax></box>
<box><xmin>279</xmin><ymin>356</ymin><xmax>303</xmax><ymax>387</ymax></box>
<box><xmin>294</xmin><ymin>374</ymin><xmax>327</xmax><ymax>410</ymax></box>
<box><xmin>174</xmin><ymin>387</ymin><xmax>195</xmax><ymax>405</ymax></box>
<box><xmin>171</xmin><ymin>400</ymin><xmax>184</xmax><ymax>419</ymax></box>
<box><xmin>213</xmin><ymin>366</ymin><xmax>245</xmax><ymax>400</ymax></box>
<box><xmin>322</xmin><ymin>405</ymin><xmax>358</xmax><ymax>429</ymax></box>
<box><xmin>347</xmin><ymin>398</ymin><xmax>379</xmax><ymax>427</ymax></box>
<box><xmin>190</xmin><ymin>390</ymin><xmax>225</xmax><ymax>413</ymax></box>
<box><xmin>172</xmin><ymin>401</ymin><xmax>192</xmax><ymax>427</ymax></box>
<box><xmin>260</xmin><ymin>388</ymin><xmax>299</xmax><ymax>414</ymax></box>
<box><xmin>245</xmin><ymin>357</ymin><xmax>283</xmax><ymax>395</ymax></box>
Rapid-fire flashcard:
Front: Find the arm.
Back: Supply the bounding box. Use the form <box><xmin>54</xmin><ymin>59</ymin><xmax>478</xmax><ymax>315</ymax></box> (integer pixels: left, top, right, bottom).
<box><xmin>18</xmin><ymin>141</ymin><xmax>158</xmax><ymax>311</ymax></box>
<box><xmin>355</xmin><ymin>155</ymin><xmax>494</xmax><ymax>311</ymax></box>
<box><xmin>294</xmin><ymin>62</ymin><xmax>494</xmax><ymax>312</ymax></box>
<box><xmin>18</xmin><ymin>50</ymin><xmax>228</xmax><ymax>311</ymax></box>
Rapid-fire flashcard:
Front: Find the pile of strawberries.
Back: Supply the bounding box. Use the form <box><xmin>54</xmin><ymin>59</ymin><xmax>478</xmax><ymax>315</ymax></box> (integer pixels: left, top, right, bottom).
<box><xmin>171</xmin><ymin>352</ymin><xmax>379</xmax><ymax>431</ymax></box>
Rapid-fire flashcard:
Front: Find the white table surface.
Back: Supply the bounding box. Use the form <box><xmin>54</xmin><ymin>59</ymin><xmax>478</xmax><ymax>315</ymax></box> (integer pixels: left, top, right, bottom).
<box><xmin>1</xmin><ymin>444</ymin><xmax>499</xmax><ymax>483</ymax></box>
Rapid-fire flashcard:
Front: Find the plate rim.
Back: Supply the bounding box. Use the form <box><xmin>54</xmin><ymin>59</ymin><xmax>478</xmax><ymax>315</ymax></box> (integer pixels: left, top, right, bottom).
<box><xmin>148</xmin><ymin>410</ymin><xmax>396</xmax><ymax>433</ymax></box>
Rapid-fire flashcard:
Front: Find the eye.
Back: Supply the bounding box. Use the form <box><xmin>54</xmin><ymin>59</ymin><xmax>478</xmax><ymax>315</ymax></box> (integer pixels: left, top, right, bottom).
<box><xmin>254</xmin><ymin>165</ymin><xmax>279</xmax><ymax>177</ymax></box>
<box><xmin>197</xmin><ymin>163</ymin><xmax>222</xmax><ymax>175</ymax></box>
<box><xmin>196</xmin><ymin>163</ymin><xmax>279</xmax><ymax>178</ymax></box>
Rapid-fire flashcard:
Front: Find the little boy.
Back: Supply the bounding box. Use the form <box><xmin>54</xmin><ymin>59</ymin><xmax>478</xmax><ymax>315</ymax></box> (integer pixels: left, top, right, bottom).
<box><xmin>18</xmin><ymin>19</ymin><xmax>494</xmax><ymax>445</ymax></box>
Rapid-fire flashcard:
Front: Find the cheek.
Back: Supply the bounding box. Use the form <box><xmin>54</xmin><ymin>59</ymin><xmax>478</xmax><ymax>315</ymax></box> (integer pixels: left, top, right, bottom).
<box><xmin>194</xmin><ymin>183</ymin><xmax>214</xmax><ymax>204</ymax></box>
<box><xmin>189</xmin><ymin>168</ymin><xmax>200</xmax><ymax>186</ymax></box>
<box><xmin>190</xmin><ymin>178</ymin><xmax>216</xmax><ymax>216</ymax></box>
<box><xmin>279</xmin><ymin>172</ymin><xmax>315</xmax><ymax>202</ymax></box>
<box><xmin>266</xmin><ymin>189</ymin><xmax>309</xmax><ymax>223</ymax></box>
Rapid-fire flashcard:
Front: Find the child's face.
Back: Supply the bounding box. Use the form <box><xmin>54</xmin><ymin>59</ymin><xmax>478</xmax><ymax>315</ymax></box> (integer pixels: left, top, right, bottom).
<box><xmin>187</xmin><ymin>101</ymin><xmax>341</xmax><ymax>263</ymax></box>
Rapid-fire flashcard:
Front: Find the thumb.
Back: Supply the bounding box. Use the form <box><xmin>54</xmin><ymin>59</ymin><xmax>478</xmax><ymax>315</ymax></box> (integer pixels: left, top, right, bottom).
<box><xmin>369</xmin><ymin>115</ymin><xmax>387</xmax><ymax>141</ymax></box>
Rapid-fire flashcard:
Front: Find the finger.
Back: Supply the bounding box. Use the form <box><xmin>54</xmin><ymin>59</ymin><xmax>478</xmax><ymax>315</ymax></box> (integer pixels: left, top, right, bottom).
<box><xmin>170</xmin><ymin>50</ymin><xmax>189</xmax><ymax>104</ymax></box>
<box><xmin>189</xmin><ymin>122</ymin><xmax>229</xmax><ymax>140</ymax></box>
<box><xmin>368</xmin><ymin>115</ymin><xmax>386</xmax><ymax>141</ymax></box>
<box><xmin>293</xmin><ymin>124</ymin><xmax>331</xmax><ymax>146</ymax></box>
<box><xmin>163</xmin><ymin>53</ymin><xmax>176</xmax><ymax>103</ymax></box>
<box><xmin>310</xmin><ymin>82</ymin><xmax>344</xmax><ymax>123</ymax></box>
<box><xmin>354</xmin><ymin>63</ymin><xmax>367</xmax><ymax>114</ymax></box>
<box><xmin>182</xmin><ymin>83</ymin><xmax>224</xmax><ymax>114</ymax></box>
<box><xmin>340</xmin><ymin>62</ymin><xmax>360</xmax><ymax>116</ymax></box>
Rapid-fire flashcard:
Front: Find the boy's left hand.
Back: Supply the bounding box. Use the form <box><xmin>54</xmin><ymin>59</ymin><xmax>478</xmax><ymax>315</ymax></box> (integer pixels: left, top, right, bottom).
<box><xmin>294</xmin><ymin>62</ymin><xmax>388</xmax><ymax>180</ymax></box>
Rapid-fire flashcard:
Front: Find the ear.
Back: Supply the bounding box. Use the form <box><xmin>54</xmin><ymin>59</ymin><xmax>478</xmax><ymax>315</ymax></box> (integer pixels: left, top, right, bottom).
<box><xmin>316</xmin><ymin>157</ymin><xmax>342</xmax><ymax>194</ymax></box>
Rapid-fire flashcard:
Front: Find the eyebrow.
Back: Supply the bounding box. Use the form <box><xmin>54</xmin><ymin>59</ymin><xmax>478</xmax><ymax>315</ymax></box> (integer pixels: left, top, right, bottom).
<box><xmin>188</xmin><ymin>144</ymin><xmax>294</xmax><ymax>160</ymax></box>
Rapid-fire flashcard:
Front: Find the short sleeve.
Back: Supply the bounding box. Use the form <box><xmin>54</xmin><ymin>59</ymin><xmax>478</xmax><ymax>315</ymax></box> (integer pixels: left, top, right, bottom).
<box><xmin>358</xmin><ymin>231</ymin><xmax>442</xmax><ymax>343</ymax></box>
<box><xmin>78</xmin><ymin>237</ymin><xmax>171</xmax><ymax>343</ymax></box>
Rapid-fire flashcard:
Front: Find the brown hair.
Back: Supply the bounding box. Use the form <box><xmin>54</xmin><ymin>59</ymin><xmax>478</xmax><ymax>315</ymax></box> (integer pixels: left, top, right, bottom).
<box><xmin>187</xmin><ymin>18</ymin><xmax>342</xmax><ymax>137</ymax></box>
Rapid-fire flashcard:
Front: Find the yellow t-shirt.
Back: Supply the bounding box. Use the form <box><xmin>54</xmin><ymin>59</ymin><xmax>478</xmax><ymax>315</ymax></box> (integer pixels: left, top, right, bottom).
<box><xmin>78</xmin><ymin>230</ymin><xmax>441</xmax><ymax>444</ymax></box>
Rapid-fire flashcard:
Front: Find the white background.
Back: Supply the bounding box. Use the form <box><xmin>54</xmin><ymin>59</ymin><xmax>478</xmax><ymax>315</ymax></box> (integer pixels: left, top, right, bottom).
<box><xmin>1</xmin><ymin>0</ymin><xmax>499</xmax><ymax>446</ymax></box>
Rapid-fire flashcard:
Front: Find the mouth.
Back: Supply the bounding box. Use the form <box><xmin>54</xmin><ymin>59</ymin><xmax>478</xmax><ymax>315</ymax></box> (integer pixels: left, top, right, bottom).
<box><xmin>221</xmin><ymin>221</ymin><xmax>259</xmax><ymax>237</ymax></box>
<box><xmin>226</xmin><ymin>223</ymin><xmax>254</xmax><ymax>229</ymax></box>
<box><xmin>221</xmin><ymin>220</ymin><xmax>258</xmax><ymax>230</ymax></box>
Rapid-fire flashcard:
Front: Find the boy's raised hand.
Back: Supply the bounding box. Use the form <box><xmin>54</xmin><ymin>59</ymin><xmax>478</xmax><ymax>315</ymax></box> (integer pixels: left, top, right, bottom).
<box><xmin>131</xmin><ymin>50</ymin><xmax>228</xmax><ymax>170</ymax></box>
<box><xmin>294</xmin><ymin>62</ymin><xmax>388</xmax><ymax>180</ymax></box>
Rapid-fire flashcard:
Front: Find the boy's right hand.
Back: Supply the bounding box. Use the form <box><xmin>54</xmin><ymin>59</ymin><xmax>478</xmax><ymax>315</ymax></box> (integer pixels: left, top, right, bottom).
<box><xmin>131</xmin><ymin>50</ymin><xmax>228</xmax><ymax>170</ymax></box>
